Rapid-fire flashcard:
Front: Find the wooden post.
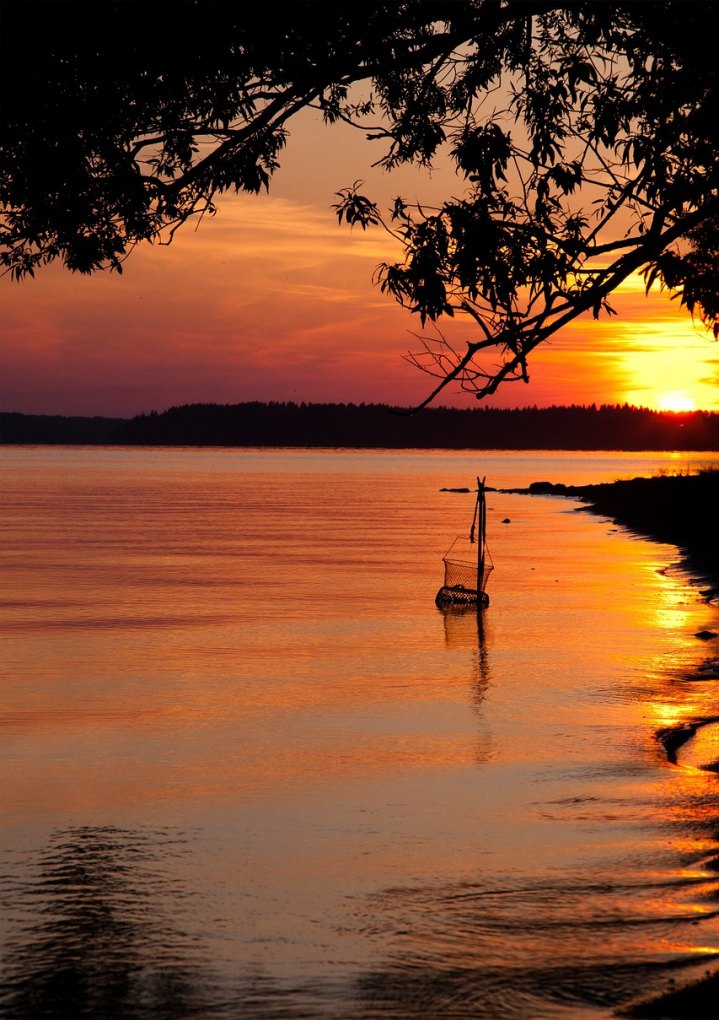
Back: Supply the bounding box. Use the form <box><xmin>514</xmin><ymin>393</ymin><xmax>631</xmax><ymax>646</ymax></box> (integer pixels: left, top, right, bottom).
<box><xmin>477</xmin><ymin>476</ymin><xmax>486</xmax><ymax>593</ymax></box>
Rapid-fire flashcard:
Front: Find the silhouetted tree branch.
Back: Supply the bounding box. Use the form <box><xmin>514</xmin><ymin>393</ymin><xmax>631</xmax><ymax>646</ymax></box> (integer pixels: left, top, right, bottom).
<box><xmin>1</xmin><ymin>1</ymin><xmax>718</xmax><ymax>405</ymax></box>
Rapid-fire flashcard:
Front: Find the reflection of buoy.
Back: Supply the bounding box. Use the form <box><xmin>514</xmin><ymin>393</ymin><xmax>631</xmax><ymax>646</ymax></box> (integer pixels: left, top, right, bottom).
<box><xmin>501</xmin><ymin>518</ymin><xmax>511</xmax><ymax>524</ymax></box>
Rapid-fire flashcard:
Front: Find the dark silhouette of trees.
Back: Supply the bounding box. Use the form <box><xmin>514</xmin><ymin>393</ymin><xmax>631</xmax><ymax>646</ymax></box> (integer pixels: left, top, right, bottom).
<box><xmin>2</xmin><ymin>2</ymin><xmax>718</xmax><ymax>405</ymax></box>
<box><xmin>5</xmin><ymin>403</ymin><xmax>717</xmax><ymax>451</ymax></box>
<box><xmin>1</xmin><ymin>1</ymin><xmax>473</xmax><ymax>276</ymax></box>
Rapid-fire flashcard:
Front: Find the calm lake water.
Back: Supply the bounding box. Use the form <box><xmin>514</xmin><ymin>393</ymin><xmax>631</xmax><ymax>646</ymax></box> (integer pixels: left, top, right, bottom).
<box><xmin>2</xmin><ymin>446</ymin><xmax>719</xmax><ymax>1019</ymax></box>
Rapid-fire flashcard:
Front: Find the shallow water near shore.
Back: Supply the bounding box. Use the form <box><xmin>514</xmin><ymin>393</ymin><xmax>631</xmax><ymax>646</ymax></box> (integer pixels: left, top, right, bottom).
<box><xmin>2</xmin><ymin>446</ymin><xmax>719</xmax><ymax>1019</ymax></box>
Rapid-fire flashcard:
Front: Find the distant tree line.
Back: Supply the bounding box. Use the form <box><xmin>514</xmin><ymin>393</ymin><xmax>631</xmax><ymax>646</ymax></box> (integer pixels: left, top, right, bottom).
<box><xmin>3</xmin><ymin>403</ymin><xmax>718</xmax><ymax>451</ymax></box>
<box><xmin>0</xmin><ymin>413</ymin><xmax>125</xmax><ymax>445</ymax></box>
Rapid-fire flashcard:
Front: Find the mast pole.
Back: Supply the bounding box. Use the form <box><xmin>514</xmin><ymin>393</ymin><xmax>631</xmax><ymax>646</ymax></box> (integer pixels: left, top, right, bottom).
<box><xmin>477</xmin><ymin>476</ymin><xmax>486</xmax><ymax>593</ymax></box>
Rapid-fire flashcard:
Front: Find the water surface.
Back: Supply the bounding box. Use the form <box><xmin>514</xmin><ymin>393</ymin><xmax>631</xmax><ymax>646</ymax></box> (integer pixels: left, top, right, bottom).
<box><xmin>2</xmin><ymin>447</ymin><xmax>719</xmax><ymax>1018</ymax></box>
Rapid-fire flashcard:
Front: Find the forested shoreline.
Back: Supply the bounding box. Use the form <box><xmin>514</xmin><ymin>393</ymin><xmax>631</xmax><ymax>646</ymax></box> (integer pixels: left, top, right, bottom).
<box><xmin>2</xmin><ymin>402</ymin><xmax>719</xmax><ymax>451</ymax></box>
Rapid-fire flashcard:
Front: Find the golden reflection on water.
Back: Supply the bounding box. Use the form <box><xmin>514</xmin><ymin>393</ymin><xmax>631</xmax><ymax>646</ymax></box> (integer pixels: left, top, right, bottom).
<box><xmin>2</xmin><ymin>447</ymin><xmax>719</xmax><ymax>1018</ymax></box>
<box><xmin>641</xmin><ymin>560</ymin><xmax>719</xmax><ymax>765</ymax></box>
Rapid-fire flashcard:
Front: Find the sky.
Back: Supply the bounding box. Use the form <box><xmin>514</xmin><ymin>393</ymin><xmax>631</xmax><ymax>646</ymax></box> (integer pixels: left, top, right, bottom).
<box><xmin>2</xmin><ymin>108</ymin><xmax>718</xmax><ymax>417</ymax></box>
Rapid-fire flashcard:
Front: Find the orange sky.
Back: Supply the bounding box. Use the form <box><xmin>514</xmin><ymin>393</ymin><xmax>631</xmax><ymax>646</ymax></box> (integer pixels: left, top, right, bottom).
<box><xmin>2</xmin><ymin>109</ymin><xmax>718</xmax><ymax>416</ymax></box>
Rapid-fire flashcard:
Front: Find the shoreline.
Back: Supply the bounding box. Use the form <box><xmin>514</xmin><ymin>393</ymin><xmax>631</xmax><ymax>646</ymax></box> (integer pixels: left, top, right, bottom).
<box><xmin>568</xmin><ymin>475</ymin><xmax>719</xmax><ymax>1020</ymax></box>
<box><xmin>514</xmin><ymin>472</ymin><xmax>719</xmax><ymax>1018</ymax></box>
<box><xmin>513</xmin><ymin>471</ymin><xmax>719</xmax><ymax>591</ymax></box>
<box><xmin>516</xmin><ymin>472</ymin><xmax>719</xmax><ymax>705</ymax></box>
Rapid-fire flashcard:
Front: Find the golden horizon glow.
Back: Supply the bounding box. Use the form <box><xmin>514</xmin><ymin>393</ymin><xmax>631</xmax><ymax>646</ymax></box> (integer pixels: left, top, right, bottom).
<box><xmin>530</xmin><ymin>272</ymin><xmax>719</xmax><ymax>414</ymax></box>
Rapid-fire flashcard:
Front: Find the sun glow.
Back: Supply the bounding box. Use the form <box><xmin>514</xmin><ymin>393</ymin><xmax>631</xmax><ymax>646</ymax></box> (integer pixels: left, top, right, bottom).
<box><xmin>658</xmin><ymin>392</ymin><xmax>697</xmax><ymax>413</ymax></box>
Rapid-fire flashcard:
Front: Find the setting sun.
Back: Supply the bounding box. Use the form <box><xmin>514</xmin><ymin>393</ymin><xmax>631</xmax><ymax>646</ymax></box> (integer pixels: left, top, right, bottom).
<box><xmin>658</xmin><ymin>392</ymin><xmax>697</xmax><ymax>413</ymax></box>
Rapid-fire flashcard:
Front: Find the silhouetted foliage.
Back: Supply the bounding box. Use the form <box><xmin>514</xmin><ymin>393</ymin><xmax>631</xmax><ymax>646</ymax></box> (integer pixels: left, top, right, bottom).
<box><xmin>2</xmin><ymin>2</ymin><xmax>718</xmax><ymax>404</ymax></box>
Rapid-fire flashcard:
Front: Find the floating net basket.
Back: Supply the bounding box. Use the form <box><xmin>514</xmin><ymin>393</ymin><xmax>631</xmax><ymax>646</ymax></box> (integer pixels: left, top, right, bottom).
<box><xmin>435</xmin><ymin>537</ymin><xmax>493</xmax><ymax>607</ymax></box>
